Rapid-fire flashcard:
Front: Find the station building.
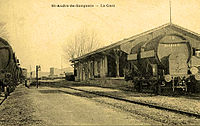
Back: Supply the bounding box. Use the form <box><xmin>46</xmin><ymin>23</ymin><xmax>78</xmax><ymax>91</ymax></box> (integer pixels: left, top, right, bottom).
<box><xmin>70</xmin><ymin>23</ymin><xmax>200</xmax><ymax>87</ymax></box>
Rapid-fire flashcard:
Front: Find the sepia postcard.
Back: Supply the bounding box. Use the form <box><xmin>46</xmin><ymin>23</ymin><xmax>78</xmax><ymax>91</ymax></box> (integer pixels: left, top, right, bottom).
<box><xmin>0</xmin><ymin>0</ymin><xmax>200</xmax><ymax>125</ymax></box>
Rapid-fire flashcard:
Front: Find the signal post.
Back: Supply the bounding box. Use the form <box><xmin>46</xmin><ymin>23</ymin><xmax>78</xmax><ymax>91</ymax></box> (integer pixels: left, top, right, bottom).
<box><xmin>36</xmin><ymin>65</ymin><xmax>41</xmax><ymax>88</ymax></box>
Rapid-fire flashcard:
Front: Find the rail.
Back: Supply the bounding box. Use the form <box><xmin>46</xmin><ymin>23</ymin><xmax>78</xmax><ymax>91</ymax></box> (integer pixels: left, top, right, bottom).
<box><xmin>66</xmin><ymin>86</ymin><xmax>200</xmax><ymax>118</ymax></box>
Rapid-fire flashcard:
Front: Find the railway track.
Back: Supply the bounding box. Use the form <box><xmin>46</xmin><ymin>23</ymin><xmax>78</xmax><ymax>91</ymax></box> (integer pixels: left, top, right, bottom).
<box><xmin>0</xmin><ymin>95</ymin><xmax>6</xmax><ymax>105</ymax></box>
<box><xmin>66</xmin><ymin>86</ymin><xmax>200</xmax><ymax>119</ymax></box>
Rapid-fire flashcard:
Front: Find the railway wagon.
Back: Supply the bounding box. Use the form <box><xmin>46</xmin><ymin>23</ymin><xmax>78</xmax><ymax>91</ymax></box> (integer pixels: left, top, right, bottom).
<box><xmin>0</xmin><ymin>37</ymin><xmax>21</xmax><ymax>98</ymax></box>
<box><xmin>126</xmin><ymin>34</ymin><xmax>200</xmax><ymax>94</ymax></box>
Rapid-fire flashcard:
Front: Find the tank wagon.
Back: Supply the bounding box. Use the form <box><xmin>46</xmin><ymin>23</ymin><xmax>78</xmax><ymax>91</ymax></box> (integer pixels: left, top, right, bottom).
<box><xmin>0</xmin><ymin>37</ymin><xmax>22</xmax><ymax>98</ymax></box>
<box><xmin>126</xmin><ymin>33</ymin><xmax>200</xmax><ymax>94</ymax></box>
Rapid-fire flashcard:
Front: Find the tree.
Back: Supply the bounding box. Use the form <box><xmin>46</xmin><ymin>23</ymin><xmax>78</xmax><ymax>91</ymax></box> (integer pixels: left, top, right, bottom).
<box><xmin>0</xmin><ymin>22</ymin><xmax>8</xmax><ymax>40</ymax></box>
<box><xmin>63</xmin><ymin>28</ymin><xmax>103</xmax><ymax>61</ymax></box>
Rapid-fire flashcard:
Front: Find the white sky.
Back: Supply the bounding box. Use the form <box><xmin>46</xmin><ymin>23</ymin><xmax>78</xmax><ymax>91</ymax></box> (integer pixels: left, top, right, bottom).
<box><xmin>1</xmin><ymin>0</ymin><xmax>200</xmax><ymax>72</ymax></box>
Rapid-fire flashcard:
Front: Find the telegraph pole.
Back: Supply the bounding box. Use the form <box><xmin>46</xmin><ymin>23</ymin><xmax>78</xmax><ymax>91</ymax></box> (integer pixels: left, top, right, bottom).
<box><xmin>36</xmin><ymin>65</ymin><xmax>38</xmax><ymax>88</ymax></box>
<box><xmin>61</xmin><ymin>55</ymin><xmax>63</xmax><ymax>77</ymax></box>
<box><xmin>61</xmin><ymin>55</ymin><xmax>62</xmax><ymax>75</ymax></box>
<box><xmin>169</xmin><ymin>0</ymin><xmax>172</xmax><ymax>24</ymax></box>
<box><xmin>30</xmin><ymin>65</ymin><xmax>32</xmax><ymax>83</ymax></box>
<box><xmin>36</xmin><ymin>65</ymin><xmax>41</xmax><ymax>88</ymax></box>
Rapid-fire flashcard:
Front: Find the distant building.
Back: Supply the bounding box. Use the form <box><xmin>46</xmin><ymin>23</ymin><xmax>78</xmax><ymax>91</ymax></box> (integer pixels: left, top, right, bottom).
<box><xmin>50</xmin><ymin>67</ymin><xmax>54</xmax><ymax>76</ymax></box>
<box><xmin>49</xmin><ymin>67</ymin><xmax>73</xmax><ymax>77</ymax></box>
<box><xmin>27</xmin><ymin>71</ymin><xmax>49</xmax><ymax>78</ymax></box>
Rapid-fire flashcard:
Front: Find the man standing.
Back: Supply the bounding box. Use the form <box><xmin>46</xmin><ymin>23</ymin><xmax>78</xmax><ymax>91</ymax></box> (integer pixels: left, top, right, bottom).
<box><xmin>25</xmin><ymin>79</ymin><xmax>29</xmax><ymax>88</ymax></box>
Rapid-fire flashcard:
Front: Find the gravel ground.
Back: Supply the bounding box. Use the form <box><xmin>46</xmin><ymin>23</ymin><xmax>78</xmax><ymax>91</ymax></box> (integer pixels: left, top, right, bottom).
<box><xmin>92</xmin><ymin>98</ymin><xmax>200</xmax><ymax>125</ymax></box>
<box><xmin>0</xmin><ymin>84</ymin><xmax>45</xmax><ymax>126</ymax></box>
<box><xmin>39</xmin><ymin>80</ymin><xmax>200</xmax><ymax>115</ymax></box>
<box><xmin>72</xmin><ymin>86</ymin><xmax>200</xmax><ymax>115</ymax></box>
<box><xmin>57</xmin><ymin>87</ymin><xmax>163</xmax><ymax>125</ymax></box>
<box><xmin>3</xmin><ymin>80</ymin><xmax>199</xmax><ymax>125</ymax></box>
<box><xmin>0</xmin><ymin>81</ymin><xmax>162</xmax><ymax>125</ymax></box>
<box><xmin>30</xmin><ymin>86</ymin><xmax>159</xmax><ymax>125</ymax></box>
<box><xmin>60</xmin><ymin>87</ymin><xmax>200</xmax><ymax>125</ymax></box>
<box><xmin>38</xmin><ymin>80</ymin><xmax>200</xmax><ymax>125</ymax></box>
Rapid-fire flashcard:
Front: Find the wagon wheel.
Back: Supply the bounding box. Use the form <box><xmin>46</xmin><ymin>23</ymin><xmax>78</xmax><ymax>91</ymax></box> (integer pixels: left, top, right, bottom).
<box><xmin>188</xmin><ymin>76</ymin><xmax>197</xmax><ymax>93</ymax></box>
<box><xmin>135</xmin><ymin>81</ymin><xmax>142</xmax><ymax>92</ymax></box>
<box><xmin>152</xmin><ymin>81</ymin><xmax>158</xmax><ymax>94</ymax></box>
<box><xmin>155</xmin><ymin>81</ymin><xmax>161</xmax><ymax>95</ymax></box>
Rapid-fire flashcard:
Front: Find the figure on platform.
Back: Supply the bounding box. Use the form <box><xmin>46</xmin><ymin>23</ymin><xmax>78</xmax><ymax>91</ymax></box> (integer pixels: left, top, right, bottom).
<box><xmin>25</xmin><ymin>79</ymin><xmax>29</xmax><ymax>88</ymax></box>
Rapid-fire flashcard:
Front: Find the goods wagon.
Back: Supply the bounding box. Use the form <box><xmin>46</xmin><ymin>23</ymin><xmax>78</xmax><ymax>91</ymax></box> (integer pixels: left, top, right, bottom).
<box><xmin>126</xmin><ymin>34</ymin><xmax>200</xmax><ymax>94</ymax></box>
<box><xmin>0</xmin><ymin>37</ymin><xmax>21</xmax><ymax>98</ymax></box>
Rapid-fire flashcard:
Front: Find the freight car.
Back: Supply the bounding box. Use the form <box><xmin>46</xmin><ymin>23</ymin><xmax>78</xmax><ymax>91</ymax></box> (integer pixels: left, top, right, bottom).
<box><xmin>126</xmin><ymin>34</ymin><xmax>200</xmax><ymax>94</ymax></box>
<box><xmin>0</xmin><ymin>37</ymin><xmax>22</xmax><ymax>98</ymax></box>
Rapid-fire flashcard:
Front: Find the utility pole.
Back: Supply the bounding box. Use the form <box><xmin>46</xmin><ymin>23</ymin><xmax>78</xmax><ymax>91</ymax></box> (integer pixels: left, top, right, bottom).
<box><xmin>169</xmin><ymin>0</ymin><xmax>172</xmax><ymax>24</ymax></box>
<box><xmin>30</xmin><ymin>65</ymin><xmax>32</xmax><ymax>83</ymax></box>
<box><xmin>61</xmin><ymin>55</ymin><xmax>63</xmax><ymax>76</ymax></box>
<box><xmin>36</xmin><ymin>65</ymin><xmax>41</xmax><ymax>88</ymax></box>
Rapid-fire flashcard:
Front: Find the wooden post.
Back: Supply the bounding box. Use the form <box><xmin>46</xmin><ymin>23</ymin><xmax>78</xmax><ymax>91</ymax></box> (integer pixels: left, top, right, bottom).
<box><xmin>115</xmin><ymin>55</ymin><xmax>120</xmax><ymax>77</ymax></box>
<box><xmin>100</xmin><ymin>58</ymin><xmax>104</xmax><ymax>77</ymax></box>
<box><xmin>94</xmin><ymin>60</ymin><xmax>97</xmax><ymax>77</ymax></box>
<box><xmin>104</xmin><ymin>55</ymin><xmax>108</xmax><ymax>77</ymax></box>
<box><xmin>79</xmin><ymin>63</ymin><xmax>83</xmax><ymax>81</ymax></box>
<box><xmin>76</xmin><ymin>62</ymin><xmax>80</xmax><ymax>81</ymax></box>
<box><xmin>90</xmin><ymin>59</ymin><xmax>94</xmax><ymax>79</ymax></box>
<box><xmin>113</xmin><ymin>49</ymin><xmax>120</xmax><ymax>77</ymax></box>
<box><xmin>36</xmin><ymin>65</ymin><xmax>38</xmax><ymax>88</ymax></box>
<box><xmin>88</xmin><ymin>60</ymin><xmax>91</xmax><ymax>79</ymax></box>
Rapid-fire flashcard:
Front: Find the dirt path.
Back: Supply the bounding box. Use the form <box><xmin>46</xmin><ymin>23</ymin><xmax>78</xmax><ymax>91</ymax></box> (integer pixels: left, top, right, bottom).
<box><xmin>0</xmin><ymin>84</ymin><xmax>44</xmax><ymax>126</ymax></box>
<box><xmin>0</xmin><ymin>84</ymin><xmax>158</xmax><ymax>125</ymax></box>
<box><xmin>29</xmin><ymin>86</ymin><xmax>155</xmax><ymax>125</ymax></box>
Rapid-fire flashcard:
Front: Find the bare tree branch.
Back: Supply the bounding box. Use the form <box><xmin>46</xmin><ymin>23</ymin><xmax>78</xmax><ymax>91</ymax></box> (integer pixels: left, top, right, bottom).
<box><xmin>63</xmin><ymin>27</ymin><xmax>104</xmax><ymax>61</ymax></box>
<box><xmin>0</xmin><ymin>22</ymin><xmax>9</xmax><ymax>40</ymax></box>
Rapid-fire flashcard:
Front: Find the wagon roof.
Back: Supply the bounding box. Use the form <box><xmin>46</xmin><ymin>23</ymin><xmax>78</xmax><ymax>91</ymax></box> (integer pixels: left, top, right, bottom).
<box><xmin>71</xmin><ymin>23</ymin><xmax>200</xmax><ymax>62</ymax></box>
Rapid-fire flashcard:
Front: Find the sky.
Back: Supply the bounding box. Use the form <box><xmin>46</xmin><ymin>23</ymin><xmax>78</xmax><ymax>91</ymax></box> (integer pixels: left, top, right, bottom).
<box><xmin>1</xmin><ymin>0</ymin><xmax>200</xmax><ymax>72</ymax></box>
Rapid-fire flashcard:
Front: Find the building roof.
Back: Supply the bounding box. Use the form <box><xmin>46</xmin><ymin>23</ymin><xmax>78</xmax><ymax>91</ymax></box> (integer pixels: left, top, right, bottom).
<box><xmin>71</xmin><ymin>23</ymin><xmax>200</xmax><ymax>62</ymax></box>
